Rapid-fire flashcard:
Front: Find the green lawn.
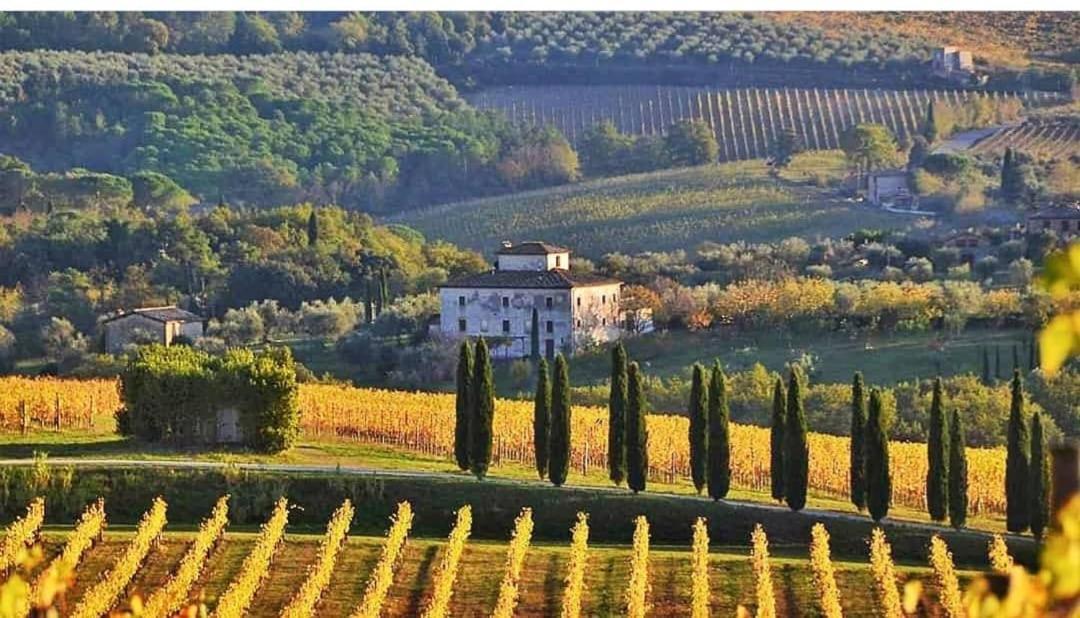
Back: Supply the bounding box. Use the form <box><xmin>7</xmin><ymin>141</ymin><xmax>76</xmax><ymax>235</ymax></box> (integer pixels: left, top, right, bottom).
<box><xmin>393</xmin><ymin>153</ymin><xmax>918</xmax><ymax>258</ymax></box>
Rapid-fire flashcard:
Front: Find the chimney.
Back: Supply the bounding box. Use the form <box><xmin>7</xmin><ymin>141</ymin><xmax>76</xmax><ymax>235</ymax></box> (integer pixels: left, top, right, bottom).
<box><xmin>501</xmin><ymin>240</ymin><xmax>513</xmax><ymax>250</ymax></box>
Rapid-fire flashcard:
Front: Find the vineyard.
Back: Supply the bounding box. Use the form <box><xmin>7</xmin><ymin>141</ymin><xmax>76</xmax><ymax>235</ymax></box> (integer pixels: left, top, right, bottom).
<box><xmin>395</xmin><ymin>157</ymin><xmax>907</xmax><ymax>256</ymax></box>
<box><xmin>3</xmin><ymin>496</ymin><xmax>1001</xmax><ymax>617</ymax></box>
<box><xmin>969</xmin><ymin>118</ymin><xmax>1080</xmax><ymax>159</ymax></box>
<box><xmin>468</xmin><ymin>85</ymin><xmax>1060</xmax><ymax>160</ymax></box>
<box><xmin>0</xmin><ymin>377</ymin><xmax>1008</xmax><ymax>518</ymax></box>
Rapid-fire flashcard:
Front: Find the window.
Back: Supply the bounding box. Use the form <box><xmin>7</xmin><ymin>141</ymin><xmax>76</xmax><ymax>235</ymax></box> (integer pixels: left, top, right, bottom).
<box><xmin>602</xmin><ymin>295</ymin><xmax>607</xmax><ymax>304</ymax></box>
<box><xmin>546</xmin><ymin>320</ymin><xmax>554</xmax><ymax>333</ymax></box>
<box><xmin>480</xmin><ymin>319</ymin><xmax>489</xmax><ymax>332</ymax></box>
<box><xmin>502</xmin><ymin>296</ymin><xmax>509</xmax><ymax>308</ymax></box>
<box><xmin>576</xmin><ymin>297</ymin><xmax>581</xmax><ymax>307</ymax></box>
<box><xmin>602</xmin><ymin>318</ymin><xmax>607</xmax><ymax>326</ymax></box>
<box><xmin>458</xmin><ymin>296</ymin><xmax>466</xmax><ymax>307</ymax></box>
<box><xmin>546</xmin><ymin>297</ymin><xmax>553</xmax><ymax>309</ymax></box>
<box><xmin>556</xmin><ymin>255</ymin><xmax>562</xmax><ymax>268</ymax></box>
<box><xmin>576</xmin><ymin>319</ymin><xmax>581</xmax><ymax>328</ymax></box>
<box><xmin>458</xmin><ymin>319</ymin><xmax>467</xmax><ymax>332</ymax></box>
<box><xmin>502</xmin><ymin>320</ymin><xmax>510</xmax><ymax>333</ymax></box>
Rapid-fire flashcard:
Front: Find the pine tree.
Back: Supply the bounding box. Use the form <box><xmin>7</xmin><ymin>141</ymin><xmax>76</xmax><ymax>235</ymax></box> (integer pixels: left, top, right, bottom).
<box><xmin>608</xmin><ymin>343</ymin><xmax>628</xmax><ymax>485</ymax></box>
<box><xmin>689</xmin><ymin>363</ymin><xmax>708</xmax><ymax>494</ymax></box>
<box><xmin>549</xmin><ymin>354</ymin><xmax>571</xmax><ymax>487</ymax></box>
<box><xmin>530</xmin><ymin>308</ymin><xmax>540</xmax><ymax>362</ymax></box>
<box><xmin>306</xmin><ymin>209</ymin><xmax>318</xmax><ymax>246</ymax></box>
<box><xmin>470</xmin><ymin>338</ymin><xmax>495</xmax><ymax>480</ymax></box>
<box><xmin>626</xmin><ymin>361</ymin><xmax>648</xmax><ymax>494</ymax></box>
<box><xmin>948</xmin><ymin>409</ymin><xmax>968</xmax><ymax>529</ymax></box>
<box><xmin>923</xmin><ymin>101</ymin><xmax>939</xmax><ymax>142</ymax></box>
<box><xmin>707</xmin><ymin>362</ymin><xmax>731</xmax><ymax>500</ymax></box>
<box><xmin>770</xmin><ymin>376</ymin><xmax>786</xmax><ymax>502</ymax></box>
<box><xmin>981</xmin><ymin>346</ymin><xmax>992</xmax><ymax>385</ymax></box>
<box><xmin>533</xmin><ymin>357</ymin><xmax>551</xmax><ymax>480</ymax></box>
<box><xmin>850</xmin><ymin>372</ymin><xmax>867</xmax><ymax>511</ymax></box>
<box><xmin>1006</xmin><ymin>369</ymin><xmax>1030</xmax><ymax>533</ymax></box>
<box><xmin>1030</xmin><ymin>412</ymin><xmax>1050</xmax><ymax>538</ymax></box>
<box><xmin>454</xmin><ymin>340</ymin><xmax>473</xmax><ymax>471</ymax></box>
<box><xmin>784</xmin><ymin>367</ymin><xmax>809</xmax><ymax>512</ymax></box>
<box><xmin>927</xmin><ymin>377</ymin><xmax>949</xmax><ymax>522</ymax></box>
<box><xmin>866</xmin><ymin>389</ymin><xmax>892</xmax><ymax>522</ymax></box>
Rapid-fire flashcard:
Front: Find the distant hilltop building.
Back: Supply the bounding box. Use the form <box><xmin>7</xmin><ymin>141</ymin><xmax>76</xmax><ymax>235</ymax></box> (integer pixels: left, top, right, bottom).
<box><xmin>103</xmin><ymin>306</ymin><xmax>204</xmax><ymax>354</ymax></box>
<box><xmin>438</xmin><ymin>241</ymin><xmax>627</xmax><ymax>359</ymax></box>
<box><xmin>931</xmin><ymin>46</ymin><xmax>980</xmax><ymax>84</ymax></box>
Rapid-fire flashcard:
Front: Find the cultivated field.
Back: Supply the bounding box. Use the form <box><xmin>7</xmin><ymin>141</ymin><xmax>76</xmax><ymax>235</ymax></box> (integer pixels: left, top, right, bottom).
<box><xmin>394</xmin><ymin>156</ymin><xmax>915</xmax><ymax>256</ymax></box>
<box><xmin>970</xmin><ymin>117</ymin><xmax>1080</xmax><ymax>159</ymax></box>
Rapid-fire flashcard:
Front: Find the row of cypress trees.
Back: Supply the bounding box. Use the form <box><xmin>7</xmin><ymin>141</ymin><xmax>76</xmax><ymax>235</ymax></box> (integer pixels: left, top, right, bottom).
<box><xmin>980</xmin><ymin>341</ymin><xmax>1036</xmax><ymax>386</ymax></box>
<box><xmin>922</xmin><ymin>376</ymin><xmax>971</xmax><ymax>528</ymax></box>
<box><xmin>607</xmin><ymin>343</ymin><xmax>650</xmax><ymax>493</ymax></box>
<box><xmin>532</xmin><ymin>354</ymin><xmax>573</xmax><ymax>486</ymax></box>
<box><xmin>687</xmin><ymin>362</ymin><xmax>732</xmax><ymax>500</ymax></box>
<box><xmin>454</xmin><ymin>338</ymin><xmax>496</xmax><ymax>479</ymax></box>
<box><xmin>1005</xmin><ymin>369</ymin><xmax>1052</xmax><ymax>537</ymax></box>
<box><xmin>767</xmin><ymin>368</ymin><xmax>811</xmax><ymax>512</ymax></box>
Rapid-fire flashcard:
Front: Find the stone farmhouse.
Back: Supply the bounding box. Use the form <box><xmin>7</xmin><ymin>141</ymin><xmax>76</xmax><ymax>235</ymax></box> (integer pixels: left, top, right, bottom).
<box><xmin>931</xmin><ymin>46</ymin><xmax>976</xmax><ymax>83</ymax></box>
<box><xmin>438</xmin><ymin>242</ymin><xmax>623</xmax><ymax>359</ymax></box>
<box><xmin>1027</xmin><ymin>203</ymin><xmax>1080</xmax><ymax>237</ymax></box>
<box><xmin>103</xmin><ymin>306</ymin><xmax>204</xmax><ymax>354</ymax></box>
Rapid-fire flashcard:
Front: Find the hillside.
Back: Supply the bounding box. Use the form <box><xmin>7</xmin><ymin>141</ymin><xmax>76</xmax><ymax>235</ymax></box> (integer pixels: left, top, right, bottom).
<box><xmin>394</xmin><ymin>154</ymin><xmax>919</xmax><ymax>257</ymax></box>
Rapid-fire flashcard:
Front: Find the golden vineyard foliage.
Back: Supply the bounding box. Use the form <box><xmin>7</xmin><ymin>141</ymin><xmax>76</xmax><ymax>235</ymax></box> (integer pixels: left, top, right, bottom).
<box><xmin>491</xmin><ymin>508</ymin><xmax>535</xmax><ymax>618</ymax></box>
<box><xmin>809</xmin><ymin>523</ymin><xmax>843</xmax><ymax>618</ymax></box>
<box><xmin>929</xmin><ymin>535</ymin><xmax>964</xmax><ymax>618</ymax></box>
<box><xmin>625</xmin><ymin>516</ymin><xmax>650</xmax><ymax>618</ymax></box>
<box><xmin>0</xmin><ymin>377</ymin><xmax>119</xmax><ymax>430</ymax></box>
<box><xmin>280</xmin><ymin>499</ymin><xmax>354</xmax><ymax>618</ymax></box>
<box><xmin>212</xmin><ymin>497</ymin><xmax>289</xmax><ymax>618</ymax></box>
<box><xmin>69</xmin><ymin>497</ymin><xmax>167</xmax><ymax>618</ymax></box>
<box><xmin>352</xmin><ymin>502</ymin><xmax>414</xmax><ymax>618</ymax></box>
<box><xmin>4</xmin><ymin>378</ymin><xmax>1007</xmax><ymax>515</ymax></box>
<box><xmin>28</xmin><ymin>499</ymin><xmax>105</xmax><ymax>615</ymax></box>
<box><xmin>868</xmin><ymin>528</ymin><xmax>903</xmax><ymax>618</ymax></box>
<box><xmin>299</xmin><ymin>385</ymin><xmax>1009</xmax><ymax>516</ymax></box>
<box><xmin>0</xmin><ymin>499</ymin><xmax>44</xmax><ymax>574</ymax></box>
<box><xmin>560</xmin><ymin>513</ymin><xmax>590</xmax><ymax>618</ymax></box>
<box><xmin>420</xmin><ymin>505</ymin><xmax>472</xmax><ymax>618</ymax></box>
<box><xmin>987</xmin><ymin>534</ymin><xmax>1014</xmax><ymax>574</ymax></box>
<box><xmin>750</xmin><ymin>524</ymin><xmax>776</xmax><ymax>618</ymax></box>
<box><xmin>141</xmin><ymin>496</ymin><xmax>229</xmax><ymax>618</ymax></box>
<box><xmin>690</xmin><ymin>517</ymin><xmax>710</xmax><ymax>618</ymax></box>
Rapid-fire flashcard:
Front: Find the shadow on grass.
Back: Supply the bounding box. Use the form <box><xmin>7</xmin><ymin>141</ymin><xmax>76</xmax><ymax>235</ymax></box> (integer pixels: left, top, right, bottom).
<box><xmin>0</xmin><ymin>436</ymin><xmax>259</xmax><ymax>460</ymax></box>
<box><xmin>404</xmin><ymin>544</ymin><xmax>440</xmax><ymax>616</ymax></box>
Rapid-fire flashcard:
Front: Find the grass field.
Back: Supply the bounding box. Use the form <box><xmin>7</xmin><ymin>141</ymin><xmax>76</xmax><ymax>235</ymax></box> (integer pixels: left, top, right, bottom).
<box><xmin>394</xmin><ymin>154</ymin><xmax>918</xmax><ymax>258</ymax></box>
<box><xmin>39</xmin><ymin>526</ymin><xmax>972</xmax><ymax>617</ymax></box>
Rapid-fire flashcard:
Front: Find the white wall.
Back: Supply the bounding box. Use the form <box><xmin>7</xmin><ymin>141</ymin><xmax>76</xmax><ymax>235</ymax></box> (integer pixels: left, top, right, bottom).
<box><xmin>498</xmin><ymin>252</ymin><xmax>570</xmax><ymax>271</ymax></box>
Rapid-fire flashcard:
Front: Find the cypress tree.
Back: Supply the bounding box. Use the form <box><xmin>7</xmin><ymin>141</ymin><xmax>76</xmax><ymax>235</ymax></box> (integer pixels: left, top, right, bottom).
<box><xmin>927</xmin><ymin>377</ymin><xmax>949</xmax><ymax>522</ymax></box>
<box><xmin>530</xmin><ymin>308</ymin><xmax>541</xmax><ymax>362</ymax></box>
<box><xmin>866</xmin><ymin>389</ymin><xmax>892</xmax><ymax>522</ymax></box>
<box><xmin>470</xmin><ymin>338</ymin><xmax>494</xmax><ymax>480</ymax></box>
<box><xmin>707</xmin><ymin>362</ymin><xmax>731</xmax><ymax>500</ymax></box>
<box><xmin>1030</xmin><ymin>412</ymin><xmax>1050</xmax><ymax>538</ymax></box>
<box><xmin>770</xmin><ymin>376</ymin><xmax>786</xmax><ymax>502</ymax></box>
<box><xmin>1006</xmin><ymin>369</ymin><xmax>1030</xmax><ymax>533</ymax></box>
<box><xmin>784</xmin><ymin>367</ymin><xmax>809</xmax><ymax>512</ymax></box>
<box><xmin>608</xmin><ymin>343</ymin><xmax>628</xmax><ymax>485</ymax></box>
<box><xmin>306</xmin><ymin>209</ymin><xmax>318</xmax><ymax>246</ymax></box>
<box><xmin>533</xmin><ymin>357</ymin><xmax>551</xmax><ymax>480</ymax></box>
<box><xmin>454</xmin><ymin>340</ymin><xmax>473</xmax><ymax>471</ymax></box>
<box><xmin>981</xmin><ymin>346</ymin><xmax>992</xmax><ymax>386</ymax></box>
<box><xmin>1028</xmin><ymin>332</ymin><xmax>1038</xmax><ymax>372</ymax></box>
<box><xmin>948</xmin><ymin>408</ymin><xmax>968</xmax><ymax>529</ymax></box>
<box><xmin>626</xmin><ymin>361</ymin><xmax>648</xmax><ymax>494</ymax></box>
<box><xmin>380</xmin><ymin>269</ymin><xmax>390</xmax><ymax>307</ymax></box>
<box><xmin>1012</xmin><ymin>344</ymin><xmax>1021</xmax><ymax>374</ymax></box>
<box><xmin>1001</xmin><ymin>147</ymin><xmax>1014</xmax><ymax>197</ymax></box>
<box><xmin>364</xmin><ymin>280</ymin><xmax>374</xmax><ymax>324</ymax></box>
<box><xmin>688</xmin><ymin>363</ymin><xmax>709</xmax><ymax>494</ymax></box>
<box><xmin>850</xmin><ymin>372</ymin><xmax>867</xmax><ymax>511</ymax></box>
<box><xmin>995</xmin><ymin>345</ymin><xmax>1002</xmax><ymax>381</ymax></box>
<box><xmin>375</xmin><ymin>274</ymin><xmax>385</xmax><ymax>316</ymax></box>
<box><xmin>549</xmin><ymin>354</ymin><xmax>571</xmax><ymax>487</ymax></box>
<box><xmin>923</xmin><ymin>101</ymin><xmax>938</xmax><ymax>142</ymax></box>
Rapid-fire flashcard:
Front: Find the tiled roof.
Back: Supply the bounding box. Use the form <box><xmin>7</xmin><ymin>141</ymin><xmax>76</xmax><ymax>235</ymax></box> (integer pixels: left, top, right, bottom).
<box><xmin>105</xmin><ymin>306</ymin><xmax>203</xmax><ymax>324</ymax></box>
<box><xmin>443</xmin><ymin>269</ymin><xmax>619</xmax><ymax>289</ymax></box>
<box><xmin>1028</xmin><ymin>205</ymin><xmax>1080</xmax><ymax>220</ymax></box>
<box><xmin>496</xmin><ymin>241</ymin><xmax>571</xmax><ymax>255</ymax></box>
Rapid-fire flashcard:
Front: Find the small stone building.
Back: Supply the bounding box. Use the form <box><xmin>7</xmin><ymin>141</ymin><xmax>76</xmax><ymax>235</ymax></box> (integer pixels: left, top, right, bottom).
<box><xmin>932</xmin><ymin>46</ymin><xmax>975</xmax><ymax>82</ymax></box>
<box><xmin>103</xmin><ymin>306</ymin><xmax>204</xmax><ymax>354</ymax></box>
<box><xmin>1026</xmin><ymin>203</ymin><xmax>1080</xmax><ymax>236</ymax></box>
<box><xmin>868</xmin><ymin>170</ymin><xmax>914</xmax><ymax>208</ymax></box>
<box><xmin>439</xmin><ymin>242</ymin><xmax>623</xmax><ymax>359</ymax></box>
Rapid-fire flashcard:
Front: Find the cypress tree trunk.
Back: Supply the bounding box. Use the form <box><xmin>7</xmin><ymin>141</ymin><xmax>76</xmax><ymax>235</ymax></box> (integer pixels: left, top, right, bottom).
<box><xmin>1030</xmin><ymin>412</ymin><xmax>1050</xmax><ymax>538</ymax></box>
<box><xmin>530</xmin><ymin>308</ymin><xmax>541</xmax><ymax>362</ymax></box>
<box><xmin>688</xmin><ymin>363</ymin><xmax>708</xmax><ymax>494</ymax></box>
<box><xmin>770</xmin><ymin>376</ymin><xmax>786</xmax><ymax>501</ymax></box>
<box><xmin>533</xmin><ymin>357</ymin><xmax>551</xmax><ymax>480</ymax></box>
<box><xmin>626</xmin><ymin>361</ymin><xmax>648</xmax><ymax>494</ymax></box>
<box><xmin>927</xmin><ymin>377</ymin><xmax>949</xmax><ymax>522</ymax></box>
<box><xmin>707</xmin><ymin>362</ymin><xmax>731</xmax><ymax>500</ymax></box>
<box><xmin>470</xmin><ymin>338</ymin><xmax>495</xmax><ymax>480</ymax></box>
<box><xmin>608</xmin><ymin>343</ymin><xmax>628</xmax><ymax>485</ymax></box>
<box><xmin>1006</xmin><ymin>369</ymin><xmax>1030</xmax><ymax>532</ymax></box>
<box><xmin>866</xmin><ymin>388</ymin><xmax>892</xmax><ymax>522</ymax></box>
<box><xmin>850</xmin><ymin>372</ymin><xmax>867</xmax><ymax>511</ymax></box>
<box><xmin>784</xmin><ymin>367</ymin><xmax>809</xmax><ymax>512</ymax></box>
<box><xmin>948</xmin><ymin>408</ymin><xmax>968</xmax><ymax>529</ymax></box>
<box><xmin>549</xmin><ymin>354</ymin><xmax>571</xmax><ymax>487</ymax></box>
<box><xmin>454</xmin><ymin>340</ymin><xmax>473</xmax><ymax>471</ymax></box>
